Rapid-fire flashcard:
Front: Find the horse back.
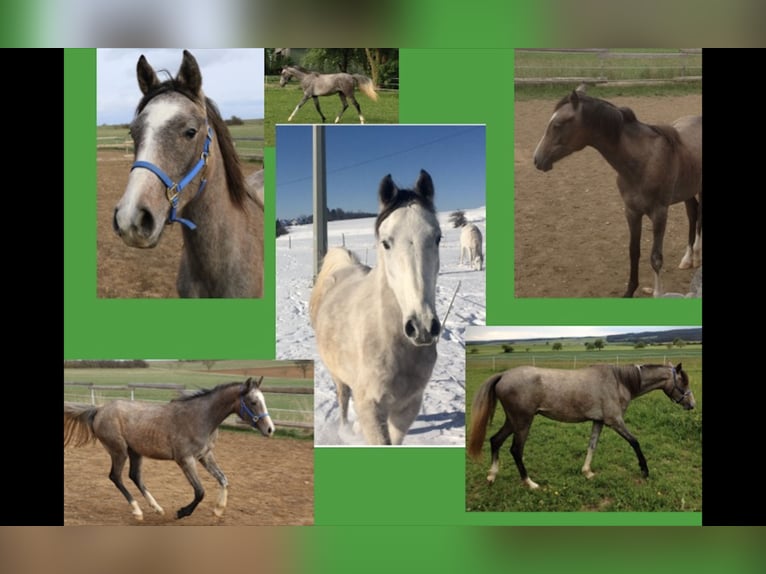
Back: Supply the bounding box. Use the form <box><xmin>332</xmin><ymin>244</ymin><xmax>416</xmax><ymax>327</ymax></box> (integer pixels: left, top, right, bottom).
<box><xmin>309</xmin><ymin>247</ymin><xmax>370</xmax><ymax>326</ymax></box>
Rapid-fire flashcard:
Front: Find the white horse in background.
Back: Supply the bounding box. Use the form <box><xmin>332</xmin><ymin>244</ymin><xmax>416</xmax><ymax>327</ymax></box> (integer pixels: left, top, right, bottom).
<box><xmin>460</xmin><ymin>223</ymin><xmax>484</xmax><ymax>271</ymax></box>
<box><xmin>310</xmin><ymin>170</ymin><xmax>442</xmax><ymax>445</ymax></box>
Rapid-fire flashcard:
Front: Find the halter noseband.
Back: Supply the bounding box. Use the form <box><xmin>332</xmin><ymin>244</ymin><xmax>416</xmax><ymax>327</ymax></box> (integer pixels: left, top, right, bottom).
<box><xmin>239</xmin><ymin>396</ymin><xmax>270</xmax><ymax>429</ymax></box>
<box><xmin>130</xmin><ymin>124</ymin><xmax>214</xmax><ymax>230</ymax></box>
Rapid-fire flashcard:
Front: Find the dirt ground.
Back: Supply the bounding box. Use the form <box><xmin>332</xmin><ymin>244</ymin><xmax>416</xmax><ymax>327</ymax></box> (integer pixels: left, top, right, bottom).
<box><xmin>97</xmin><ymin>150</ymin><xmax>263</xmax><ymax>298</ymax></box>
<box><xmin>64</xmin><ymin>430</ymin><xmax>314</xmax><ymax>526</ymax></box>
<box><xmin>514</xmin><ymin>94</ymin><xmax>702</xmax><ymax>297</ymax></box>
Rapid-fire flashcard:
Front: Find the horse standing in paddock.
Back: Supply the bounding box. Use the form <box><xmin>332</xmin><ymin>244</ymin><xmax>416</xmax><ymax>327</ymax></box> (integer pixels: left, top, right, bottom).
<box><xmin>533</xmin><ymin>88</ymin><xmax>701</xmax><ymax>297</ymax></box>
<box><xmin>460</xmin><ymin>223</ymin><xmax>484</xmax><ymax>270</ymax></box>
<box><xmin>64</xmin><ymin>377</ymin><xmax>274</xmax><ymax>520</ymax></box>
<box><xmin>279</xmin><ymin>65</ymin><xmax>378</xmax><ymax>124</ymax></box>
<box><xmin>467</xmin><ymin>364</ymin><xmax>695</xmax><ymax>487</ymax></box>
<box><xmin>113</xmin><ymin>50</ymin><xmax>264</xmax><ymax>297</ymax></box>
<box><xmin>310</xmin><ymin>170</ymin><xmax>442</xmax><ymax>445</ymax></box>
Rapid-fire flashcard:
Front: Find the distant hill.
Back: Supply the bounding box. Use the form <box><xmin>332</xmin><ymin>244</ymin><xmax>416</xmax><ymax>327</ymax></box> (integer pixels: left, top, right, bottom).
<box><xmin>605</xmin><ymin>328</ymin><xmax>702</xmax><ymax>344</ymax></box>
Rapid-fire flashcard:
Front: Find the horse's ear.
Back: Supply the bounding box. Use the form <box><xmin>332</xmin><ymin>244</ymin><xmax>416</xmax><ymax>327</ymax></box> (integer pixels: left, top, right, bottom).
<box><xmin>570</xmin><ymin>89</ymin><xmax>580</xmax><ymax>109</ymax></box>
<box><xmin>379</xmin><ymin>174</ymin><xmax>397</xmax><ymax>208</ymax></box>
<box><xmin>575</xmin><ymin>83</ymin><xmax>587</xmax><ymax>94</ymax></box>
<box><xmin>254</xmin><ymin>376</ymin><xmax>264</xmax><ymax>389</ymax></box>
<box><xmin>136</xmin><ymin>55</ymin><xmax>159</xmax><ymax>95</ymax></box>
<box><xmin>675</xmin><ymin>362</ymin><xmax>683</xmax><ymax>372</ymax></box>
<box><xmin>176</xmin><ymin>50</ymin><xmax>203</xmax><ymax>95</ymax></box>
<box><xmin>414</xmin><ymin>170</ymin><xmax>435</xmax><ymax>202</ymax></box>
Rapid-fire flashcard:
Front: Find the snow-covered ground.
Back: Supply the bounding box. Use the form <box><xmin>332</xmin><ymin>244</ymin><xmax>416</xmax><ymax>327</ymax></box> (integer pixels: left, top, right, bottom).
<box><xmin>276</xmin><ymin>207</ymin><xmax>486</xmax><ymax>446</ymax></box>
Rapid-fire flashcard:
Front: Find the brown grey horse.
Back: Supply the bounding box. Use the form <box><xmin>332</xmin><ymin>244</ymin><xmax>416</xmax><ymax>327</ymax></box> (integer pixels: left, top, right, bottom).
<box><xmin>467</xmin><ymin>363</ymin><xmax>695</xmax><ymax>487</ymax></box>
<box><xmin>64</xmin><ymin>377</ymin><xmax>274</xmax><ymax>520</ymax></box>
<box><xmin>310</xmin><ymin>170</ymin><xmax>442</xmax><ymax>445</ymax></box>
<box><xmin>113</xmin><ymin>50</ymin><xmax>264</xmax><ymax>297</ymax></box>
<box><xmin>279</xmin><ymin>65</ymin><xmax>378</xmax><ymax>124</ymax></box>
<box><xmin>533</xmin><ymin>87</ymin><xmax>702</xmax><ymax>297</ymax></box>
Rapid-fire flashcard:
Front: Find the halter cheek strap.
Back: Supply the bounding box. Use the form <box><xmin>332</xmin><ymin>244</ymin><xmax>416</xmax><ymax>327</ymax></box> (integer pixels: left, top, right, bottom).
<box><xmin>670</xmin><ymin>366</ymin><xmax>692</xmax><ymax>403</ymax></box>
<box><xmin>239</xmin><ymin>397</ymin><xmax>270</xmax><ymax>429</ymax></box>
<box><xmin>130</xmin><ymin>124</ymin><xmax>214</xmax><ymax>230</ymax></box>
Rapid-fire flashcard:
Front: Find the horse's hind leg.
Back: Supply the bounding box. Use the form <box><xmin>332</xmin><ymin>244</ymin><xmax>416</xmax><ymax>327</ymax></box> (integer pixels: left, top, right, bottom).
<box><xmin>127</xmin><ymin>448</ymin><xmax>164</xmax><ymax>515</ymax></box>
<box><xmin>510</xmin><ymin>423</ymin><xmax>539</xmax><ymax>489</ymax></box>
<box><xmin>176</xmin><ymin>456</ymin><xmax>205</xmax><ymax>518</ymax></box>
<box><xmin>486</xmin><ymin>418</ymin><xmax>514</xmax><ymax>484</ymax></box>
<box><xmin>348</xmin><ymin>94</ymin><xmax>364</xmax><ymax>124</ymax></box>
<box><xmin>334</xmin><ymin>93</ymin><xmax>350</xmax><ymax>124</ymax></box>
<box><xmin>623</xmin><ymin>207</ymin><xmax>642</xmax><ymax>297</ymax></box>
<box><xmin>335</xmin><ymin>380</ymin><xmax>352</xmax><ymax>428</ymax></box>
<box><xmin>679</xmin><ymin>197</ymin><xmax>700</xmax><ymax>269</ymax></box>
<box><xmin>199</xmin><ymin>451</ymin><xmax>229</xmax><ymax>517</ymax></box>
<box><xmin>648</xmin><ymin>207</ymin><xmax>669</xmax><ymax>297</ymax></box>
<box><xmin>581</xmin><ymin>421</ymin><xmax>604</xmax><ymax>479</ymax></box>
<box><xmin>107</xmin><ymin>449</ymin><xmax>144</xmax><ymax>520</ymax></box>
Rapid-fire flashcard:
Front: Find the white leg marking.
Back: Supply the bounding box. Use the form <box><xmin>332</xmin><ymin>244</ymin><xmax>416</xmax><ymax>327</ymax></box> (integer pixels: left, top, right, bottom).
<box><xmin>130</xmin><ymin>500</ymin><xmax>144</xmax><ymax>520</ymax></box>
<box><xmin>652</xmin><ymin>271</ymin><xmax>663</xmax><ymax>298</ymax></box>
<box><xmin>486</xmin><ymin>460</ymin><xmax>499</xmax><ymax>484</ymax></box>
<box><xmin>214</xmin><ymin>486</ymin><xmax>228</xmax><ymax>517</ymax></box>
<box><xmin>679</xmin><ymin>245</ymin><xmax>694</xmax><ymax>269</ymax></box>
<box><xmin>692</xmin><ymin>231</ymin><xmax>702</xmax><ymax>267</ymax></box>
<box><xmin>523</xmin><ymin>477</ymin><xmax>540</xmax><ymax>490</ymax></box>
<box><xmin>144</xmin><ymin>490</ymin><xmax>164</xmax><ymax>514</ymax></box>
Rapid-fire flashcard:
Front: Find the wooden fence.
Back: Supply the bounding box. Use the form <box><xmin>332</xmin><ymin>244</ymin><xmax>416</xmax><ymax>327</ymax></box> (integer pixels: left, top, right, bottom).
<box><xmin>64</xmin><ymin>381</ymin><xmax>313</xmax><ymax>430</ymax></box>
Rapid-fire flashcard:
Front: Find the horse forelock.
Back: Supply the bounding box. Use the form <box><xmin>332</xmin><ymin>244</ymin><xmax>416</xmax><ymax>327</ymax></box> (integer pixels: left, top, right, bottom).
<box><xmin>375</xmin><ymin>190</ymin><xmax>436</xmax><ymax>238</ymax></box>
<box><xmin>136</xmin><ymin>79</ymin><xmax>202</xmax><ymax>115</ymax></box>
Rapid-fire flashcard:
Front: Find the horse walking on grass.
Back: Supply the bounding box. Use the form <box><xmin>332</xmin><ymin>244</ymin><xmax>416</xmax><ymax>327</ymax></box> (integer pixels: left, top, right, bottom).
<box><xmin>279</xmin><ymin>65</ymin><xmax>378</xmax><ymax>124</ymax></box>
<box><xmin>467</xmin><ymin>363</ymin><xmax>695</xmax><ymax>487</ymax></box>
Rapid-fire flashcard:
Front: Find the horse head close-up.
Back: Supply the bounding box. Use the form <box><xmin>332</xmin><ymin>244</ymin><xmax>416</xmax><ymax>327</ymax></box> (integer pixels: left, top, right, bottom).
<box><xmin>112</xmin><ymin>50</ymin><xmax>264</xmax><ymax>298</ymax></box>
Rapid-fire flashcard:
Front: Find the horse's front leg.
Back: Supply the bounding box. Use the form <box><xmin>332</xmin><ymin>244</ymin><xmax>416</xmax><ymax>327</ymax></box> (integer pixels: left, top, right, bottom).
<box><xmin>581</xmin><ymin>421</ymin><xmax>604</xmax><ymax>479</ymax></box>
<box><xmin>198</xmin><ymin>451</ymin><xmax>229</xmax><ymax>517</ymax></box>
<box><xmin>623</xmin><ymin>207</ymin><xmax>643</xmax><ymax>297</ymax></box>
<box><xmin>388</xmin><ymin>392</ymin><xmax>425</xmax><ymax>446</ymax></box>
<box><xmin>288</xmin><ymin>94</ymin><xmax>312</xmax><ymax>122</ymax></box>
<box><xmin>608</xmin><ymin>418</ymin><xmax>649</xmax><ymax>478</ymax></box>
<box><xmin>355</xmin><ymin>399</ymin><xmax>391</xmax><ymax>445</ymax></box>
<box><xmin>176</xmin><ymin>456</ymin><xmax>205</xmax><ymax>518</ymax></box>
<box><xmin>648</xmin><ymin>206</ymin><xmax>669</xmax><ymax>297</ymax></box>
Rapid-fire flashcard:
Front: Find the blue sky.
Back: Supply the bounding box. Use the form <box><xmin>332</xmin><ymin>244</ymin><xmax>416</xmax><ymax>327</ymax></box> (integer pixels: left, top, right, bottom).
<box><xmin>96</xmin><ymin>48</ymin><xmax>264</xmax><ymax>125</ymax></box>
<box><xmin>276</xmin><ymin>124</ymin><xmax>486</xmax><ymax>221</ymax></box>
<box><xmin>465</xmin><ymin>326</ymin><xmax>696</xmax><ymax>343</ymax></box>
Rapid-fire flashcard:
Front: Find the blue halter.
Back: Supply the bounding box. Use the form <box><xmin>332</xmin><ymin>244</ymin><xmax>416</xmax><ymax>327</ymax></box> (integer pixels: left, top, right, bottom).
<box><xmin>130</xmin><ymin>124</ymin><xmax>214</xmax><ymax>230</ymax></box>
<box><xmin>240</xmin><ymin>397</ymin><xmax>270</xmax><ymax>429</ymax></box>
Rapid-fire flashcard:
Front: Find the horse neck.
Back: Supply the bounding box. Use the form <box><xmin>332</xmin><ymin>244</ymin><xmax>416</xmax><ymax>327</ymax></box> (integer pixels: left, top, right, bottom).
<box><xmin>634</xmin><ymin>365</ymin><xmax>674</xmax><ymax>398</ymax></box>
<box><xmin>588</xmin><ymin>122</ymin><xmax>655</xmax><ymax>182</ymax></box>
<box><xmin>182</xmin><ymin>385</ymin><xmax>240</xmax><ymax>431</ymax></box>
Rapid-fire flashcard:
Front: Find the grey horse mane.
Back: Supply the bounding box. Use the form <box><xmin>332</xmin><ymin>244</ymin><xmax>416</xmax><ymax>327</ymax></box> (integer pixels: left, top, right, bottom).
<box><xmin>172</xmin><ymin>381</ymin><xmax>243</xmax><ymax>402</ymax></box>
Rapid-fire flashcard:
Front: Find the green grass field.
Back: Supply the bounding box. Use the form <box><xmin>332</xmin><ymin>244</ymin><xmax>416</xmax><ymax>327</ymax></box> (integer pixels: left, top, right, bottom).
<box><xmin>515</xmin><ymin>49</ymin><xmax>702</xmax><ymax>100</ymax></box>
<box><xmin>465</xmin><ymin>346</ymin><xmax>702</xmax><ymax>513</ymax></box>
<box><xmin>64</xmin><ymin>360</ymin><xmax>313</xmax><ymax>438</ymax></box>
<box><xmin>264</xmin><ymin>77</ymin><xmax>399</xmax><ymax>147</ymax></box>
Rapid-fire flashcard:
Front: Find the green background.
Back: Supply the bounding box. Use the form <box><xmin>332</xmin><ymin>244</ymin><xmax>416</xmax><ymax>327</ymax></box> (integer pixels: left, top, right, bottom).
<box><xmin>59</xmin><ymin>3</ymin><xmax>755</xmax><ymax>569</ymax></box>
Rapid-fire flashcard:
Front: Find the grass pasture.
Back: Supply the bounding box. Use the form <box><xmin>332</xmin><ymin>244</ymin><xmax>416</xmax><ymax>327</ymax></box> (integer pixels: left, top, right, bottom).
<box><xmin>515</xmin><ymin>48</ymin><xmax>702</xmax><ymax>100</ymax></box>
<box><xmin>465</xmin><ymin>346</ymin><xmax>702</xmax><ymax>514</ymax></box>
<box><xmin>264</xmin><ymin>76</ymin><xmax>399</xmax><ymax>147</ymax></box>
<box><xmin>64</xmin><ymin>360</ymin><xmax>313</xmax><ymax>438</ymax></box>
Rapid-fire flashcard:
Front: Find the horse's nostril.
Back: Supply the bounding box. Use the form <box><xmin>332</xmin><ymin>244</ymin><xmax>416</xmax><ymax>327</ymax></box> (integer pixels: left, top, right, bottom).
<box><xmin>405</xmin><ymin>320</ymin><xmax>416</xmax><ymax>338</ymax></box>
<box><xmin>139</xmin><ymin>208</ymin><xmax>155</xmax><ymax>236</ymax></box>
<box><xmin>430</xmin><ymin>318</ymin><xmax>441</xmax><ymax>337</ymax></box>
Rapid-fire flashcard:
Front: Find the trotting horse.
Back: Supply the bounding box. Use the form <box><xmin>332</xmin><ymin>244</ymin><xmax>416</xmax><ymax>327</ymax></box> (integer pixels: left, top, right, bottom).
<box><xmin>533</xmin><ymin>87</ymin><xmax>702</xmax><ymax>297</ymax></box>
<box><xmin>467</xmin><ymin>363</ymin><xmax>695</xmax><ymax>487</ymax></box>
<box><xmin>310</xmin><ymin>170</ymin><xmax>442</xmax><ymax>445</ymax></box>
<box><xmin>113</xmin><ymin>50</ymin><xmax>264</xmax><ymax>297</ymax></box>
<box><xmin>279</xmin><ymin>65</ymin><xmax>378</xmax><ymax>124</ymax></box>
<box><xmin>64</xmin><ymin>377</ymin><xmax>274</xmax><ymax>520</ymax></box>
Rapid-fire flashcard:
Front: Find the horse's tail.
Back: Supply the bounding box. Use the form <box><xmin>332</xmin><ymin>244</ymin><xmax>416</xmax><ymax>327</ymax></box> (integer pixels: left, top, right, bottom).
<box><xmin>64</xmin><ymin>402</ymin><xmax>99</xmax><ymax>447</ymax></box>
<box><xmin>467</xmin><ymin>373</ymin><xmax>503</xmax><ymax>461</ymax></box>
<box><xmin>309</xmin><ymin>247</ymin><xmax>361</xmax><ymax>327</ymax></box>
<box><xmin>353</xmin><ymin>74</ymin><xmax>379</xmax><ymax>101</ymax></box>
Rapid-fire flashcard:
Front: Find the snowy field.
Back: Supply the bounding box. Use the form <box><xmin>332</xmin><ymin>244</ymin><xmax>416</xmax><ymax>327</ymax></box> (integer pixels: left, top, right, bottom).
<box><xmin>276</xmin><ymin>207</ymin><xmax>486</xmax><ymax>446</ymax></box>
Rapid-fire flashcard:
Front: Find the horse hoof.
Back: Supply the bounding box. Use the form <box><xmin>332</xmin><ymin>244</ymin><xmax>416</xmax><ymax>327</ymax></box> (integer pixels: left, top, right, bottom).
<box><xmin>486</xmin><ymin>475</ymin><xmax>495</xmax><ymax>485</ymax></box>
<box><xmin>214</xmin><ymin>507</ymin><xmax>225</xmax><ymax>518</ymax></box>
<box><xmin>641</xmin><ymin>286</ymin><xmax>654</xmax><ymax>295</ymax></box>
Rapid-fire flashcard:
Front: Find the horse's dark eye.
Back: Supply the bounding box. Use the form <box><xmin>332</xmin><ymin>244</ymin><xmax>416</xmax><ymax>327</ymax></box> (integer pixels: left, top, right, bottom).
<box><xmin>185</xmin><ymin>128</ymin><xmax>197</xmax><ymax>139</ymax></box>
<box><xmin>436</xmin><ymin>234</ymin><xmax>442</xmax><ymax>246</ymax></box>
<box><xmin>382</xmin><ymin>240</ymin><xmax>391</xmax><ymax>250</ymax></box>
